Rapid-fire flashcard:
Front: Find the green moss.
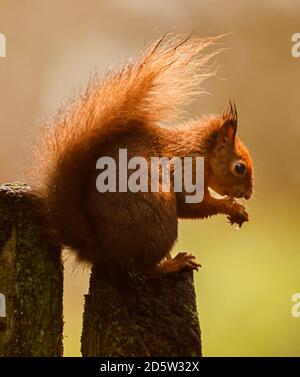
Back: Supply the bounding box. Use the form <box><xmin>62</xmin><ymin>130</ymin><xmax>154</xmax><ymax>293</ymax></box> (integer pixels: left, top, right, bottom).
<box><xmin>81</xmin><ymin>265</ymin><xmax>201</xmax><ymax>356</ymax></box>
<box><xmin>0</xmin><ymin>184</ymin><xmax>63</xmax><ymax>356</ymax></box>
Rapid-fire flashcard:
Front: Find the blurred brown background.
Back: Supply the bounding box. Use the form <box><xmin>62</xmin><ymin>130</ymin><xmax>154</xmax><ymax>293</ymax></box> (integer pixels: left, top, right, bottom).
<box><xmin>0</xmin><ymin>0</ymin><xmax>300</xmax><ymax>356</ymax></box>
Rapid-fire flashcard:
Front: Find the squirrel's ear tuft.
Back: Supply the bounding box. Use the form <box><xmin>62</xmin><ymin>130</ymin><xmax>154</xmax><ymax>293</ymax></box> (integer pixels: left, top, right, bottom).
<box><xmin>219</xmin><ymin>100</ymin><xmax>238</xmax><ymax>142</ymax></box>
<box><xmin>219</xmin><ymin>120</ymin><xmax>237</xmax><ymax>143</ymax></box>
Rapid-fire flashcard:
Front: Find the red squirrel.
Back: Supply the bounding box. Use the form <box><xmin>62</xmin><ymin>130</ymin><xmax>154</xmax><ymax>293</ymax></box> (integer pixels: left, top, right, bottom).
<box><xmin>29</xmin><ymin>34</ymin><xmax>253</xmax><ymax>283</ymax></box>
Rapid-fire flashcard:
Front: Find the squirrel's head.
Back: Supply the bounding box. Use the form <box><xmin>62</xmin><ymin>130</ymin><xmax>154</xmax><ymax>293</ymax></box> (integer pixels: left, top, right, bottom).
<box><xmin>208</xmin><ymin>102</ymin><xmax>253</xmax><ymax>200</ymax></box>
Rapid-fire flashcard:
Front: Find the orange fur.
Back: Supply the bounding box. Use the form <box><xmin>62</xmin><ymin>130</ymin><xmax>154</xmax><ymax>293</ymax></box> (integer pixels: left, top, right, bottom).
<box><xmin>28</xmin><ymin>34</ymin><xmax>253</xmax><ymax>284</ymax></box>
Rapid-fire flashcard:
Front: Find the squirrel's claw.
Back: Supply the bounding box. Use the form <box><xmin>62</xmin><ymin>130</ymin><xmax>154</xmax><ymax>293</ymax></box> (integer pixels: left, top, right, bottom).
<box><xmin>157</xmin><ymin>251</ymin><xmax>201</xmax><ymax>274</ymax></box>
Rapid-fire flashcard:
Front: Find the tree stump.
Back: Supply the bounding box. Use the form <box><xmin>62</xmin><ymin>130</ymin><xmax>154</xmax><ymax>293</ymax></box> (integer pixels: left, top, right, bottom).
<box><xmin>0</xmin><ymin>183</ymin><xmax>63</xmax><ymax>356</ymax></box>
<box><xmin>81</xmin><ymin>266</ymin><xmax>202</xmax><ymax>357</ymax></box>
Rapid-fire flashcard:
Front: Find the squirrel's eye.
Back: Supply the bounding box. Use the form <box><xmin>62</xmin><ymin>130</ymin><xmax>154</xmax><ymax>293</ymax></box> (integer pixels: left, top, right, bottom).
<box><xmin>234</xmin><ymin>162</ymin><xmax>246</xmax><ymax>175</ymax></box>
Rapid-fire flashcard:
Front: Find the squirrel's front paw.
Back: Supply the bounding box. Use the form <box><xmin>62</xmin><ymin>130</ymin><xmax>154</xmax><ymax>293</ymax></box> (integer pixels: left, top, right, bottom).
<box><xmin>227</xmin><ymin>201</ymin><xmax>249</xmax><ymax>227</ymax></box>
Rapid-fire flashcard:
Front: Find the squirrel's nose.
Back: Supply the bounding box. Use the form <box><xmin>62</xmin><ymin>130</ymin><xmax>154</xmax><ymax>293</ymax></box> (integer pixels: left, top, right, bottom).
<box><xmin>244</xmin><ymin>192</ymin><xmax>251</xmax><ymax>200</ymax></box>
<box><xmin>244</xmin><ymin>188</ymin><xmax>252</xmax><ymax>200</ymax></box>
<box><xmin>243</xmin><ymin>180</ymin><xmax>253</xmax><ymax>200</ymax></box>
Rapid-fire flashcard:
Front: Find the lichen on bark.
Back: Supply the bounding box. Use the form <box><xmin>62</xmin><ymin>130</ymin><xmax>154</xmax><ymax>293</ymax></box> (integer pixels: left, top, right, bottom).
<box><xmin>0</xmin><ymin>183</ymin><xmax>63</xmax><ymax>356</ymax></box>
<box><xmin>81</xmin><ymin>265</ymin><xmax>202</xmax><ymax>357</ymax></box>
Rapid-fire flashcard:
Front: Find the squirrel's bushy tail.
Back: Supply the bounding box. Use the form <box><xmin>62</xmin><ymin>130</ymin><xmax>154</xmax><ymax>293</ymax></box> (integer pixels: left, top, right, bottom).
<box><xmin>29</xmin><ymin>34</ymin><xmax>222</xmax><ymax>262</ymax></box>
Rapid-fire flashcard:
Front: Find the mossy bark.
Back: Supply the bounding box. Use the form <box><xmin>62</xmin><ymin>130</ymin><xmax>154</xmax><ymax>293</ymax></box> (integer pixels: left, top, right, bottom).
<box><xmin>81</xmin><ymin>267</ymin><xmax>202</xmax><ymax>356</ymax></box>
<box><xmin>0</xmin><ymin>183</ymin><xmax>63</xmax><ymax>356</ymax></box>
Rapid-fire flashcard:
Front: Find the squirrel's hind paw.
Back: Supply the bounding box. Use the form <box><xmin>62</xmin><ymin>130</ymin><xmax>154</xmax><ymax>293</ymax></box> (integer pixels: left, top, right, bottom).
<box><xmin>156</xmin><ymin>252</ymin><xmax>201</xmax><ymax>275</ymax></box>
